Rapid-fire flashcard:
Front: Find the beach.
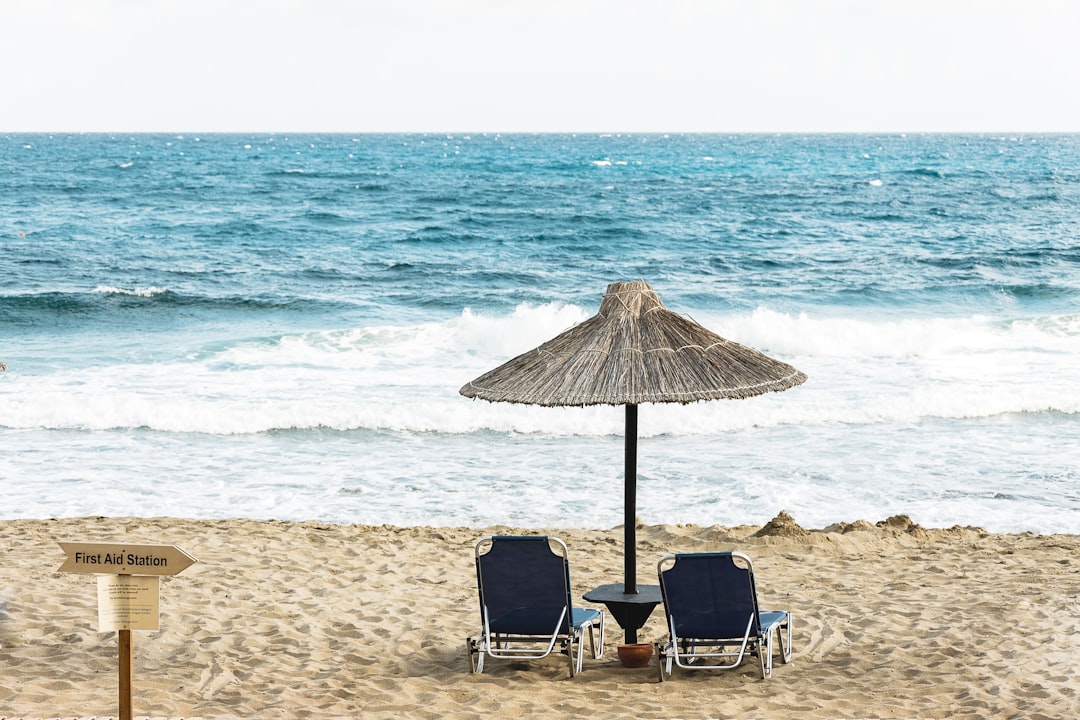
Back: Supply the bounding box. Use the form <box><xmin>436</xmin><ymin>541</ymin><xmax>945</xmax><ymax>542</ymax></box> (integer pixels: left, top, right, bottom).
<box><xmin>1</xmin><ymin>514</ymin><xmax>1077</xmax><ymax>719</ymax></box>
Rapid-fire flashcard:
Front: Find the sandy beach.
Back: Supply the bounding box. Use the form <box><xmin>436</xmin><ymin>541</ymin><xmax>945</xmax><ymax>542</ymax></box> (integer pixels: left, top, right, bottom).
<box><xmin>1</xmin><ymin>514</ymin><xmax>1078</xmax><ymax>719</ymax></box>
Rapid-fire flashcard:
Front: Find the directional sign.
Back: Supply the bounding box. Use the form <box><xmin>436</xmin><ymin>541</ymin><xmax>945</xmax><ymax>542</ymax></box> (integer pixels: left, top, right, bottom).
<box><xmin>58</xmin><ymin>542</ymin><xmax>197</xmax><ymax>576</ymax></box>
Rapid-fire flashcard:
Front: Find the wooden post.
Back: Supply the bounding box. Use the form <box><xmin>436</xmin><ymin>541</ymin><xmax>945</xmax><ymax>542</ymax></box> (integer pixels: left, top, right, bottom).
<box><xmin>119</xmin><ymin>628</ymin><xmax>133</xmax><ymax>720</ymax></box>
<box><xmin>624</xmin><ymin>404</ymin><xmax>638</xmax><ymax>597</ymax></box>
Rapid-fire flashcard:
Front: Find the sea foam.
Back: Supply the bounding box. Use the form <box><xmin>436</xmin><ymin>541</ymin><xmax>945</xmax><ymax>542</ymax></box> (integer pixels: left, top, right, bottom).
<box><xmin>1</xmin><ymin>304</ymin><xmax>1076</xmax><ymax>436</ymax></box>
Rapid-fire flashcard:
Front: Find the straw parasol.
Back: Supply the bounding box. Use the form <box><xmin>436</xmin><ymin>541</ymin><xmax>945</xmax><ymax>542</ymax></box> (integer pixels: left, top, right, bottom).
<box><xmin>460</xmin><ymin>280</ymin><xmax>806</xmax><ymax>637</ymax></box>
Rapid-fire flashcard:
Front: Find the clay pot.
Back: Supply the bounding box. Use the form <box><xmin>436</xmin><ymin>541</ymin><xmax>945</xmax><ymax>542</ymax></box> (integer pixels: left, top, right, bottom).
<box><xmin>616</xmin><ymin>643</ymin><xmax>654</xmax><ymax>668</ymax></box>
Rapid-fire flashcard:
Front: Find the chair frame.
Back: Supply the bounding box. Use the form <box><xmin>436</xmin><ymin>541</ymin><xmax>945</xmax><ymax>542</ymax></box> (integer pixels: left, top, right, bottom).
<box><xmin>656</xmin><ymin>551</ymin><xmax>792</xmax><ymax>681</ymax></box>
<box><xmin>467</xmin><ymin>535</ymin><xmax>604</xmax><ymax>677</ymax></box>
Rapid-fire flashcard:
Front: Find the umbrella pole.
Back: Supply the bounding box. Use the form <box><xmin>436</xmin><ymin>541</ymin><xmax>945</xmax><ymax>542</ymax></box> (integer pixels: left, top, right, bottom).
<box><xmin>624</xmin><ymin>404</ymin><xmax>638</xmax><ymax>596</ymax></box>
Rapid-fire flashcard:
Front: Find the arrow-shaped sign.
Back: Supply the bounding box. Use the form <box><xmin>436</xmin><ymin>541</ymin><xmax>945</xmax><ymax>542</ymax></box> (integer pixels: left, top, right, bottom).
<box><xmin>58</xmin><ymin>542</ymin><xmax>197</xmax><ymax>576</ymax></box>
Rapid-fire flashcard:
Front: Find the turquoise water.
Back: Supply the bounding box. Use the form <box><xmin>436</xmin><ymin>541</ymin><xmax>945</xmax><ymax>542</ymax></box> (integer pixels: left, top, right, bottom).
<box><xmin>2</xmin><ymin>133</ymin><xmax>1078</xmax><ymax>531</ymax></box>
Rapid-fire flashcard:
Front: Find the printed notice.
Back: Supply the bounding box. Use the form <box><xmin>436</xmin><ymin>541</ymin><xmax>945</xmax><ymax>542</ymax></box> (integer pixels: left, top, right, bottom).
<box><xmin>97</xmin><ymin>575</ymin><xmax>160</xmax><ymax>632</ymax></box>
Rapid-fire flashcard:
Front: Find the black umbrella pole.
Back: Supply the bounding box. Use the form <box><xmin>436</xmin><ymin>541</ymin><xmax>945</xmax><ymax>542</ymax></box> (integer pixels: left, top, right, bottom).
<box><xmin>624</xmin><ymin>404</ymin><xmax>638</xmax><ymax>595</ymax></box>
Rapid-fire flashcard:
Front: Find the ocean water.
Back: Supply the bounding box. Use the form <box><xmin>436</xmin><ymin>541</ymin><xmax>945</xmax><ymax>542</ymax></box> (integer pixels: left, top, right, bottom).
<box><xmin>2</xmin><ymin>133</ymin><xmax>1078</xmax><ymax>533</ymax></box>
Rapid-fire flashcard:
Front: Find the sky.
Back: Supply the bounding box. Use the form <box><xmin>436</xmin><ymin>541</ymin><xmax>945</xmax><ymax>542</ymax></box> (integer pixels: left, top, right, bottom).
<box><xmin>3</xmin><ymin>0</ymin><xmax>1079</xmax><ymax>133</ymax></box>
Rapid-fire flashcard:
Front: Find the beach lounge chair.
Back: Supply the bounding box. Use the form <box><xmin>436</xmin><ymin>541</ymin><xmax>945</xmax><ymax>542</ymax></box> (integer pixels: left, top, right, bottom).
<box><xmin>467</xmin><ymin>535</ymin><xmax>604</xmax><ymax>677</ymax></box>
<box><xmin>656</xmin><ymin>551</ymin><xmax>792</xmax><ymax>681</ymax></box>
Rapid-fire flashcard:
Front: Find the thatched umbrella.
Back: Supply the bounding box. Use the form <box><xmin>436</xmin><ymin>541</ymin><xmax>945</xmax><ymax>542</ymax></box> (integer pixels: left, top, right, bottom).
<box><xmin>460</xmin><ymin>280</ymin><xmax>806</xmax><ymax>638</ymax></box>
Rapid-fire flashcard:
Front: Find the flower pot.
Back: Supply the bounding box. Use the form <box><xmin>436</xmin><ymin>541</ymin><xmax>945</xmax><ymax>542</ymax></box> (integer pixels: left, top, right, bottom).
<box><xmin>616</xmin><ymin>643</ymin><xmax>653</xmax><ymax>668</ymax></box>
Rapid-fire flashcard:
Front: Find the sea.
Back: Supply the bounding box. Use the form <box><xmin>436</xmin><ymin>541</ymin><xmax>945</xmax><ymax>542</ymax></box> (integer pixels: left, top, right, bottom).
<box><xmin>2</xmin><ymin>133</ymin><xmax>1078</xmax><ymax>534</ymax></box>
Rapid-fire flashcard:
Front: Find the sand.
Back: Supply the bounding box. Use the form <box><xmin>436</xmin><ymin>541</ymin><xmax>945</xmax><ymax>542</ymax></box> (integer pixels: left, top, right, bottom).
<box><xmin>1</xmin><ymin>513</ymin><xmax>1078</xmax><ymax>719</ymax></box>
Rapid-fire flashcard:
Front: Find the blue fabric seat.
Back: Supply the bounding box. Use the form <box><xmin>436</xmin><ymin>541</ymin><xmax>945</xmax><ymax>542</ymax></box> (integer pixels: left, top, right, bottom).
<box><xmin>467</xmin><ymin>536</ymin><xmax>604</xmax><ymax>677</ymax></box>
<box><xmin>656</xmin><ymin>551</ymin><xmax>792</xmax><ymax>680</ymax></box>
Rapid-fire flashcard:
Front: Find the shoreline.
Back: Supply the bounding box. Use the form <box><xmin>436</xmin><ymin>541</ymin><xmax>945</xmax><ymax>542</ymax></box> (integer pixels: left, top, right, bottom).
<box><xmin>2</xmin><ymin>514</ymin><xmax>1078</xmax><ymax>718</ymax></box>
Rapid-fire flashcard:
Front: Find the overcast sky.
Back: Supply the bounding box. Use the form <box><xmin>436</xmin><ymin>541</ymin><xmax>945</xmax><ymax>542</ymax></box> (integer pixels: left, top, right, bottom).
<box><xmin>3</xmin><ymin>0</ymin><xmax>1079</xmax><ymax>133</ymax></box>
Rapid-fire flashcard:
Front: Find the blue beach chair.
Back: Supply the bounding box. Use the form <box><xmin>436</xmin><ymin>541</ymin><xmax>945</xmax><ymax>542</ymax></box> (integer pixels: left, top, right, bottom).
<box><xmin>467</xmin><ymin>536</ymin><xmax>604</xmax><ymax>677</ymax></box>
<box><xmin>656</xmin><ymin>551</ymin><xmax>792</xmax><ymax>681</ymax></box>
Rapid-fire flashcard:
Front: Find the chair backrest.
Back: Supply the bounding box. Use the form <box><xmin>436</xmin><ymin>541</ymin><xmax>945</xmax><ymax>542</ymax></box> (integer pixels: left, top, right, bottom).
<box><xmin>658</xmin><ymin>552</ymin><xmax>763</xmax><ymax>639</ymax></box>
<box><xmin>475</xmin><ymin>536</ymin><xmax>574</xmax><ymax>636</ymax></box>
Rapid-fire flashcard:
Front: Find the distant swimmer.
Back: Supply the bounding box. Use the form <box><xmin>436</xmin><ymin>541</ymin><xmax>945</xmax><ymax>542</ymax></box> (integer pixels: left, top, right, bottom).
<box><xmin>0</xmin><ymin>361</ymin><xmax>5</xmax><ymax>371</ymax></box>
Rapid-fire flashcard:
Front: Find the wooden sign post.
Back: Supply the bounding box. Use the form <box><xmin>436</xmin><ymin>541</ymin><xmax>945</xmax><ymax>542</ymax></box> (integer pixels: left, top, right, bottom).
<box><xmin>58</xmin><ymin>542</ymin><xmax>197</xmax><ymax>720</ymax></box>
<box><xmin>120</xmin><ymin>626</ymin><xmax>133</xmax><ymax>720</ymax></box>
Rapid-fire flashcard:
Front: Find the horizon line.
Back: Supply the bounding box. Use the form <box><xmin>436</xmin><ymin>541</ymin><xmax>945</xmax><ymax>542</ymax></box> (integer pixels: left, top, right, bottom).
<box><xmin>3</xmin><ymin>128</ymin><xmax>1078</xmax><ymax>136</ymax></box>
